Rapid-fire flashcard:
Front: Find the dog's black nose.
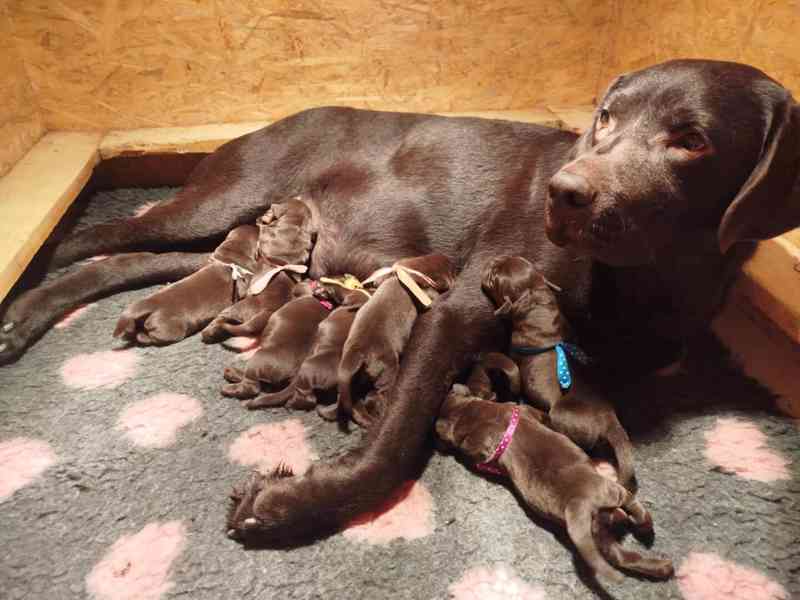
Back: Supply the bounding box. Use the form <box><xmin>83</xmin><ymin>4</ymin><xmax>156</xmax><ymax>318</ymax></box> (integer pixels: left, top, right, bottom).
<box><xmin>548</xmin><ymin>170</ymin><xmax>595</xmax><ymax>208</ymax></box>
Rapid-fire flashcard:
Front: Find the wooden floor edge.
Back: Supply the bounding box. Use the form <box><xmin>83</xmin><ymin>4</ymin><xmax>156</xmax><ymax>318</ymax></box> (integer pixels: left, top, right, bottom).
<box><xmin>0</xmin><ymin>132</ymin><xmax>101</xmax><ymax>300</ymax></box>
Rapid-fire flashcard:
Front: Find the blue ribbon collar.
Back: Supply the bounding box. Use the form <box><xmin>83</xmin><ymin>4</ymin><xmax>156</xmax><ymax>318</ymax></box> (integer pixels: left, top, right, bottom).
<box><xmin>510</xmin><ymin>342</ymin><xmax>589</xmax><ymax>391</ymax></box>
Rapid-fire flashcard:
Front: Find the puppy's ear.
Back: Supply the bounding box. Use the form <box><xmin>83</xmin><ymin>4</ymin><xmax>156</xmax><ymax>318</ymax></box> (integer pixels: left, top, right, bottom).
<box><xmin>718</xmin><ymin>97</ymin><xmax>800</xmax><ymax>253</ymax></box>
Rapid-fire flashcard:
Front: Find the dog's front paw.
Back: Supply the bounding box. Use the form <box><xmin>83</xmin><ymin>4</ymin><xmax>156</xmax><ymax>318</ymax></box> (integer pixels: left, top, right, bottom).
<box><xmin>226</xmin><ymin>465</ymin><xmax>294</xmax><ymax>543</ymax></box>
<box><xmin>0</xmin><ymin>291</ymin><xmax>53</xmax><ymax>365</ymax></box>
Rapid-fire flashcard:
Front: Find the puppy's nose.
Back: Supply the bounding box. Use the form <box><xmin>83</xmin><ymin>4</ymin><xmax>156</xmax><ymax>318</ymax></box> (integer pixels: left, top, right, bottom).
<box><xmin>548</xmin><ymin>170</ymin><xmax>595</xmax><ymax>208</ymax></box>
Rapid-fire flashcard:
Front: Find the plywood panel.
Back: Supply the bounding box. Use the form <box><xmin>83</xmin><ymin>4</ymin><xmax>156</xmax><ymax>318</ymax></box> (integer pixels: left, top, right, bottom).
<box><xmin>6</xmin><ymin>0</ymin><xmax>613</xmax><ymax>131</ymax></box>
<box><xmin>0</xmin><ymin>1</ymin><xmax>45</xmax><ymax>177</ymax></box>
<box><xmin>599</xmin><ymin>0</ymin><xmax>800</xmax><ymax>97</ymax></box>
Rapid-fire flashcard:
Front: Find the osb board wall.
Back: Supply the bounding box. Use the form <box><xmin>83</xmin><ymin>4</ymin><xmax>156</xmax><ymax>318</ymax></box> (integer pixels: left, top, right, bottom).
<box><xmin>0</xmin><ymin>1</ymin><xmax>44</xmax><ymax>177</ymax></box>
<box><xmin>599</xmin><ymin>0</ymin><xmax>800</xmax><ymax>98</ymax></box>
<box><xmin>6</xmin><ymin>0</ymin><xmax>614</xmax><ymax>131</ymax></box>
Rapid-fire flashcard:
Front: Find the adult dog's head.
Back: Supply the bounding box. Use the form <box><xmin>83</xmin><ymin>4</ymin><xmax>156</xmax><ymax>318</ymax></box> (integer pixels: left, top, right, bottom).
<box><xmin>545</xmin><ymin>59</ymin><xmax>800</xmax><ymax>266</ymax></box>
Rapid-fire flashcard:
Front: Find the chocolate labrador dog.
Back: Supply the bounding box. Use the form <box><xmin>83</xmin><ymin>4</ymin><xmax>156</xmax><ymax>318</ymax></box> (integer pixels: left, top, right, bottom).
<box><xmin>436</xmin><ymin>383</ymin><xmax>673</xmax><ymax>583</ymax></box>
<box><xmin>201</xmin><ymin>199</ymin><xmax>314</xmax><ymax>343</ymax></box>
<box><xmin>332</xmin><ymin>253</ymin><xmax>455</xmax><ymax>427</ymax></box>
<box><xmin>113</xmin><ymin>224</ymin><xmax>260</xmax><ymax>345</ymax></box>
<box><xmin>1</xmin><ymin>60</ymin><xmax>798</xmax><ymax>545</ymax></box>
<box><xmin>221</xmin><ymin>281</ymin><xmax>330</xmax><ymax>400</ymax></box>
<box><xmin>247</xmin><ymin>288</ymin><xmax>369</xmax><ymax>411</ymax></box>
<box><xmin>482</xmin><ymin>255</ymin><xmax>637</xmax><ymax>492</ymax></box>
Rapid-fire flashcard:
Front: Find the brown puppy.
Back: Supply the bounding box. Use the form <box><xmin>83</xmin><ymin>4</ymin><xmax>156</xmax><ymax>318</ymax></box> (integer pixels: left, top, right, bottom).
<box><xmin>482</xmin><ymin>255</ymin><xmax>637</xmax><ymax>491</ymax></box>
<box><xmin>202</xmin><ymin>198</ymin><xmax>314</xmax><ymax>343</ymax></box>
<box><xmin>113</xmin><ymin>225</ymin><xmax>259</xmax><ymax>345</ymax></box>
<box><xmin>436</xmin><ymin>383</ymin><xmax>674</xmax><ymax>583</ymax></box>
<box><xmin>331</xmin><ymin>254</ymin><xmax>455</xmax><ymax>428</ymax></box>
<box><xmin>247</xmin><ymin>289</ymin><xmax>369</xmax><ymax>410</ymax></box>
<box><xmin>221</xmin><ymin>281</ymin><xmax>330</xmax><ymax>399</ymax></box>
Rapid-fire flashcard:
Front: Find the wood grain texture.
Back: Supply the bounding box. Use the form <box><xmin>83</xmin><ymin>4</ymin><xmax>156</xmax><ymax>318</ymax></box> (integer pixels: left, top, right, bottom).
<box><xmin>599</xmin><ymin>0</ymin><xmax>800</xmax><ymax>97</ymax></box>
<box><xmin>0</xmin><ymin>1</ymin><xmax>44</xmax><ymax>177</ymax></box>
<box><xmin>6</xmin><ymin>0</ymin><xmax>613</xmax><ymax>130</ymax></box>
<box><xmin>0</xmin><ymin>132</ymin><xmax>100</xmax><ymax>300</ymax></box>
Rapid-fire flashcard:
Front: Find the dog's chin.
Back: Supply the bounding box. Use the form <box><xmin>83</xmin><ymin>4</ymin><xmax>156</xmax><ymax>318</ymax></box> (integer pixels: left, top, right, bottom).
<box><xmin>546</xmin><ymin>213</ymin><xmax>654</xmax><ymax>266</ymax></box>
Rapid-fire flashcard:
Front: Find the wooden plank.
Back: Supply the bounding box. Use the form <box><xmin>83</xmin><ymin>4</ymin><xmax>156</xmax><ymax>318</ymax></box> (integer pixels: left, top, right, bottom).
<box><xmin>0</xmin><ymin>132</ymin><xmax>100</xmax><ymax>300</ymax></box>
<box><xmin>99</xmin><ymin>109</ymin><xmax>595</xmax><ymax>159</ymax></box>
<box><xmin>714</xmin><ymin>292</ymin><xmax>800</xmax><ymax>418</ymax></box>
<box><xmin>735</xmin><ymin>232</ymin><xmax>800</xmax><ymax>344</ymax></box>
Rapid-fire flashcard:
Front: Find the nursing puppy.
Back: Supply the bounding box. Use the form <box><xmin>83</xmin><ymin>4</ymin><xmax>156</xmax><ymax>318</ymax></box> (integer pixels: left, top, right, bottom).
<box><xmin>247</xmin><ymin>288</ymin><xmax>369</xmax><ymax>410</ymax></box>
<box><xmin>202</xmin><ymin>198</ymin><xmax>314</xmax><ymax>343</ymax></box>
<box><xmin>221</xmin><ymin>280</ymin><xmax>330</xmax><ymax>399</ymax></box>
<box><xmin>330</xmin><ymin>254</ymin><xmax>455</xmax><ymax>428</ymax></box>
<box><xmin>113</xmin><ymin>225</ymin><xmax>259</xmax><ymax>345</ymax></box>
<box><xmin>482</xmin><ymin>256</ymin><xmax>637</xmax><ymax>491</ymax></box>
<box><xmin>436</xmin><ymin>383</ymin><xmax>674</xmax><ymax>583</ymax></box>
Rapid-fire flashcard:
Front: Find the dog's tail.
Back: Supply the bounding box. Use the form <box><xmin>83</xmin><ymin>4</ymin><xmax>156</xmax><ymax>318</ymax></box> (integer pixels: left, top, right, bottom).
<box><xmin>606</xmin><ymin>422</ymin><xmax>637</xmax><ymax>494</ymax></box>
<box><xmin>564</xmin><ymin>498</ymin><xmax>624</xmax><ymax>584</ymax></box>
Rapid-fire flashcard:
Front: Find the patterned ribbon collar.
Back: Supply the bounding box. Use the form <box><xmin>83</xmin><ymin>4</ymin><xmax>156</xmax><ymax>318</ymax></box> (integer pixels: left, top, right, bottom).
<box><xmin>510</xmin><ymin>342</ymin><xmax>590</xmax><ymax>391</ymax></box>
<box><xmin>209</xmin><ymin>257</ymin><xmax>255</xmax><ymax>303</ymax></box>
<box><xmin>248</xmin><ymin>263</ymin><xmax>308</xmax><ymax>295</ymax></box>
<box><xmin>362</xmin><ymin>264</ymin><xmax>437</xmax><ymax>307</ymax></box>
<box><xmin>476</xmin><ymin>405</ymin><xmax>520</xmax><ymax>476</ymax></box>
<box><xmin>319</xmin><ymin>275</ymin><xmax>372</xmax><ymax>299</ymax></box>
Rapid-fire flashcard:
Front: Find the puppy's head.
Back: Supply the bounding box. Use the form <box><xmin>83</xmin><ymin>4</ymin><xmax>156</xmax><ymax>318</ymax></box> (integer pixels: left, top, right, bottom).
<box><xmin>547</xmin><ymin>59</ymin><xmax>800</xmax><ymax>265</ymax></box>
<box><xmin>258</xmin><ymin>198</ymin><xmax>315</xmax><ymax>264</ymax></box>
<box><xmin>481</xmin><ymin>256</ymin><xmax>557</xmax><ymax>321</ymax></box>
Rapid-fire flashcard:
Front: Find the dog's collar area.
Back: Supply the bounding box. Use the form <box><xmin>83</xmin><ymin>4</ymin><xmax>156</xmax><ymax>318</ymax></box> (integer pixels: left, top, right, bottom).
<box><xmin>510</xmin><ymin>342</ymin><xmax>590</xmax><ymax>391</ymax></box>
<box><xmin>308</xmin><ymin>280</ymin><xmax>334</xmax><ymax>310</ymax></box>
<box><xmin>475</xmin><ymin>405</ymin><xmax>520</xmax><ymax>476</ymax></box>
<box><xmin>319</xmin><ymin>275</ymin><xmax>372</xmax><ymax>299</ymax></box>
<box><xmin>248</xmin><ymin>263</ymin><xmax>308</xmax><ymax>295</ymax></box>
<box><xmin>363</xmin><ymin>264</ymin><xmax>436</xmax><ymax>307</ymax></box>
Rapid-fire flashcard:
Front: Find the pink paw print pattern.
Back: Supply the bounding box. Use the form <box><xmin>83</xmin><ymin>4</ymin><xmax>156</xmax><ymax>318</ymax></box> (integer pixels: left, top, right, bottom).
<box><xmin>677</xmin><ymin>552</ymin><xmax>788</xmax><ymax>600</ymax></box>
<box><xmin>0</xmin><ymin>438</ymin><xmax>58</xmax><ymax>502</ymax></box>
<box><xmin>344</xmin><ymin>480</ymin><xmax>435</xmax><ymax>545</ymax></box>
<box><xmin>228</xmin><ymin>419</ymin><xmax>317</xmax><ymax>475</ymax></box>
<box><xmin>60</xmin><ymin>349</ymin><xmax>140</xmax><ymax>390</ymax></box>
<box><xmin>704</xmin><ymin>418</ymin><xmax>791</xmax><ymax>482</ymax></box>
<box><xmin>116</xmin><ymin>393</ymin><xmax>204</xmax><ymax>449</ymax></box>
<box><xmin>86</xmin><ymin>521</ymin><xmax>187</xmax><ymax>600</ymax></box>
<box><xmin>449</xmin><ymin>564</ymin><xmax>547</xmax><ymax>600</ymax></box>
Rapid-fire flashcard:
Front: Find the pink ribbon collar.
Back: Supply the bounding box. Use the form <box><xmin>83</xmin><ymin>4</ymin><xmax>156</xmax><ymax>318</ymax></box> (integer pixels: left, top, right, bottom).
<box><xmin>476</xmin><ymin>406</ymin><xmax>520</xmax><ymax>476</ymax></box>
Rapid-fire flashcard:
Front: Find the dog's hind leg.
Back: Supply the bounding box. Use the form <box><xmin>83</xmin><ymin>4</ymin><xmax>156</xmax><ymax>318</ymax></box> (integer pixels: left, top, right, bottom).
<box><xmin>0</xmin><ymin>252</ymin><xmax>208</xmax><ymax>364</ymax></box>
<box><xmin>595</xmin><ymin>509</ymin><xmax>674</xmax><ymax>580</ymax></box>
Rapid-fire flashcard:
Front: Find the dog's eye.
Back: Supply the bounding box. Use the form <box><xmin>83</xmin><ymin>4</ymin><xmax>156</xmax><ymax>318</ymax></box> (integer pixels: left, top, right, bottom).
<box><xmin>598</xmin><ymin>109</ymin><xmax>610</xmax><ymax>128</ymax></box>
<box><xmin>672</xmin><ymin>132</ymin><xmax>707</xmax><ymax>153</ymax></box>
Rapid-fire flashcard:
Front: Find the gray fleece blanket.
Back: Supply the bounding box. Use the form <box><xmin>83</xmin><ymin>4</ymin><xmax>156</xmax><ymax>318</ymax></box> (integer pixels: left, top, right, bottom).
<box><xmin>0</xmin><ymin>187</ymin><xmax>797</xmax><ymax>600</ymax></box>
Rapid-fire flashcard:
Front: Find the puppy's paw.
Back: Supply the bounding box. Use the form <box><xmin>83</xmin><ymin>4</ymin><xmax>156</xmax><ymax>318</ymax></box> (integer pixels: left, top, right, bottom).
<box><xmin>223</xmin><ymin>366</ymin><xmax>245</xmax><ymax>383</ymax></box>
<box><xmin>221</xmin><ymin>378</ymin><xmax>261</xmax><ymax>399</ymax></box>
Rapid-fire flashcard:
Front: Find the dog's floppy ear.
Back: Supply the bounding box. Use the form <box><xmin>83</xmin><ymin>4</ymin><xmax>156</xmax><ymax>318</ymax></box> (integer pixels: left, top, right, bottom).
<box><xmin>718</xmin><ymin>97</ymin><xmax>800</xmax><ymax>253</ymax></box>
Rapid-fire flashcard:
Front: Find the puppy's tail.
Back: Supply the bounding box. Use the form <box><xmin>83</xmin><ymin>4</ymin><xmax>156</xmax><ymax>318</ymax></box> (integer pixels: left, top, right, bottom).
<box><xmin>481</xmin><ymin>352</ymin><xmax>521</xmax><ymax>396</ymax></box>
<box><xmin>564</xmin><ymin>498</ymin><xmax>624</xmax><ymax>584</ymax></box>
<box><xmin>606</xmin><ymin>422</ymin><xmax>637</xmax><ymax>494</ymax></box>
